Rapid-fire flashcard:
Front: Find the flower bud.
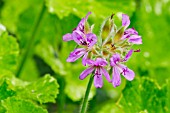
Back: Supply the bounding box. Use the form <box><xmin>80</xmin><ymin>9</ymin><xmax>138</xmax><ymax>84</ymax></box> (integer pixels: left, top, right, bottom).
<box><xmin>113</xmin><ymin>27</ymin><xmax>125</xmax><ymax>43</ymax></box>
<box><xmin>84</xmin><ymin>21</ymin><xmax>91</xmax><ymax>34</ymax></box>
<box><xmin>100</xmin><ymin>14</ymin><xmax>114</xmax><ymax>41</ymax></box>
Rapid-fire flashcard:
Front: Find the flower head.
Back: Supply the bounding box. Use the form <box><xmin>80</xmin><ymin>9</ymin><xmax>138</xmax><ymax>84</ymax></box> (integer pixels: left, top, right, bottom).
<box><xmin>63</xmin><ymin>12</ymin><xmax>142</xmax><ymax>88</ymax></box>
<box><xmin>62</xmin><ymin>12</ymin><xmax>92</xmax><ymax>42</ymax></box>
<box><xmin>79</xmin><ymin>58</ymin><xmax>111</xmax><ymax>88</ymax></box>
<box><xmin>63</xmin><ymin>12</ymin><xmax>97</xmax><ymax>65</ymax></box>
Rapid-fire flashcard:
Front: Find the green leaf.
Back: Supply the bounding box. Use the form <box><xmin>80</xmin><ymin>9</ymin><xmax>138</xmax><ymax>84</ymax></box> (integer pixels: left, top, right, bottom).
<box><xmin>0</xmin><ymin>28</ymin><xmax>19</xmax><ymax>74</ymax></box>
<box><xmin>45</xmin><ymin>0</ymin><xmax>136</xmax><ymax>19</ymax></box>
<box><xmin>19</xmin><ymin>57</ymin><xmax>40</xmax><ymax>81</ymax></box>
<box><xmin>0</xmin><ymin>0</ymin><xmax>43</xmax><ymax>33</ymax></box>
<box><xmin>35</xmin><ymin>40</ymin><xmax>65</xmax><ymax>75</ymax></box>
<box><xmin>0</xmin><ymin>80</ymin><xmax>16</xmax><ymax>113</ymax></box>
<box><xmin>0</xmin><ymin>105</ymin><xmax>6</xmax><ymax>113</ymax></box>
<box><xmin>2</xmin><ymin>97</ymin><xmax>47</xmax><ymax>113</ymax></box>
<box><xmin>0</xmin><ymin>80</ymin><xmax>16</xmax><ymax>100</ymax></box>
<box><xmin>18</xmin><ymin>74</ymin><xmax>59</xmax><ymax>104</ymax></box>
<box><xmin>96</xmin><ymin>103</ymin><xmax>124</xmax><ymax>113</ymax></box>
<box><xmin>118</xmin><ymin>77</ymin><xmax>168</xmax><ymax>113</ymax></box>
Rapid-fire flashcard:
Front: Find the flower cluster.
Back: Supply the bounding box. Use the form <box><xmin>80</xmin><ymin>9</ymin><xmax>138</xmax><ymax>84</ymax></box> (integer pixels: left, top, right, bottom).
<box><xmin>63</xmin><ymin>12</ymin><xmax>142</xmax><ymax>88</ymax></box>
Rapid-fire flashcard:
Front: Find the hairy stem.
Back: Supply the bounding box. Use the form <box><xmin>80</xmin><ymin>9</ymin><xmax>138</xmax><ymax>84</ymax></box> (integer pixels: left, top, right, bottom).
<box><xmin>80</xmin><ymin>74</ymin><xmax>94</xmax><ymax>113</ymax></box>
<box><xmin>16</xmin><ymin>2</ymin><xmax>46</xmax><ymax>77</ymax></box>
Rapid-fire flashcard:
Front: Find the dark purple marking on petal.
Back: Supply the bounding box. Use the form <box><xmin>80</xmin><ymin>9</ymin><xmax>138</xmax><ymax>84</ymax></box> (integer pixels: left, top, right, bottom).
<box><xmin>119</xmin><ymin>64</ymin><xmax>135</xmax><ymax>81</ymax></box>
<box><xmin>86</xmin><ymin>33</ymin><xmax>97</xmax><ymax>47</ymax></box>
<box><xmin>94</xmin><ymin>68</ymin><xmax>103</xmax><ymax>88</ymax></box>
<box><xmin>76</xmin><ymin>12</ymin><xmax>92</xmax><ymax>33</ymax></box>
<box><xmin>72</xmin><ymin>30</ymin><xmax>86</xmax><ymax>45</ymax></box>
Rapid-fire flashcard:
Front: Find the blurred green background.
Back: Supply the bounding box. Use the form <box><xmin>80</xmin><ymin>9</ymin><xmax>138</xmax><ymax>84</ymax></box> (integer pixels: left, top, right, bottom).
<box><xmin>0</xmin><ymin>0</ymin><xmax>170</xmax><ymax>113</ymax></box>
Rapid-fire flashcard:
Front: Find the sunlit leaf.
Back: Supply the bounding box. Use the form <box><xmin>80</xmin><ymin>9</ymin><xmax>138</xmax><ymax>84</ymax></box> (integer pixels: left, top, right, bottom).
<box><xmin>2</xmin><ymin>97</ymin><xmax>48</xmax><ymax>113</ymax></box>
<box><xmin>0</xmin><ymin>28</ymin><xmax>19</xmax><ymax>74</ymax></box>
<box><xmin>0</xmin><ymin>0</ymin><xmax>43</xmax><ymax>33</ymax></box>
<box><xmin>119</xmin><ymin>77</ymin><xmax>168</xmax><ymax>113</ymax></box>
<box><xmin>18</xmin><ymin>74</ymin><xmax>59</xmax><ymax>104</ymax></box>
<box><xmin>46</xmin><ymin>0</ymin><xmax>136</xmax><ymax>19</ymax></box>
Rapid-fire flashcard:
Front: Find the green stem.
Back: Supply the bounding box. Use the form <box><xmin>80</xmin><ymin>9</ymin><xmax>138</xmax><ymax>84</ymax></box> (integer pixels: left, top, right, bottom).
<box><xmin>80</xmin><ymin>74</ymin><xmax>94</xmax><ymax>113</ymax></box>
<box><xmin>16</xmin><ymin>2</ymin><xmax>46</xmax><ymax>77</ymax></box>
<box><xmin>56</xmin><ymin>76</ymin><xmax>65</xmax><ymax>113</ymax></box>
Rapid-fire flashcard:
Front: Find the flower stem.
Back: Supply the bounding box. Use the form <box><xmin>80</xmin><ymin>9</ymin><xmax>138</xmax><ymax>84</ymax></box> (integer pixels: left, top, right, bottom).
<box><xmin>80</xmin><ymin>74</ymin><xmax>94</xmax><ymax>113</ymax></box>
<box><xmin>15</xmin><ymin>2</ymin><xmax>46</xmax><ymax>77</ymax></box>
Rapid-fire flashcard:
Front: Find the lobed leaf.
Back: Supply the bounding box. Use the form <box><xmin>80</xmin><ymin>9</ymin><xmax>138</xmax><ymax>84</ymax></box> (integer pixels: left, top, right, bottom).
<box><xmin>2</xmin><ymin>97</ymin><xmax>48</xmax><ymax>113</ymax></box>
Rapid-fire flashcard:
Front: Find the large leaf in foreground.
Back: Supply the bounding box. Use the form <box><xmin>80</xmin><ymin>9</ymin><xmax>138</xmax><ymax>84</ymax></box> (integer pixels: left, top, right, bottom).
<box><xmin>18</xmin><ymin>74</ymin><xmax>59</xmax><ymax>104</ymax></box>
<box><xmin>46</xmin><ymin>0</ymin><xmax>136</xmax><ymax>19</ymax></box>
<box><xmin>0</xmin><ymin>26</ymin><xmax>19</xmax><ymax>74</ymax></box>
<box><xmin>119</xmin><ymin>77</ymin><xmax>168</xmax><ymax>113</ymax></box>
<box><xmin>2</xmin><ymin>97</ymin><xmax>47</xmax><ymax>113</ymax></box>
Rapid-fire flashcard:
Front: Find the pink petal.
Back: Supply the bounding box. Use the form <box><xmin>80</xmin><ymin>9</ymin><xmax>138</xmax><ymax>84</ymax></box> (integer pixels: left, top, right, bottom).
<box><xmin>86</xmin><ymin>59</ymin><xmax>95</xmax><ymax>66</ymax></box>
<box><xmin>110</xmin><ymin>53</ymin><xmax>121</xmax><ymax>66</ymax></box>
<box><xmin>76</xmin><ymin>12</ymin><xmax>91</xmax><ymax>32</ymax></box>
<box><xmin>76</xmin><ymin>18</ymin><xmax>85</xmax><ymax>32</ymax></box>
<box><xmin>124</xmin><ymin>28</ymin><xmax>138</xmax><ymax>35</ymax></box>
<box><xmin>129</xmin><ymin>35</ymin><xmax>142</xmax><ymax>44</ymax></box>
<box><xmin>85</xmin><ymin>12</ymin><xmax>92</xmax><ymax>20</ymax></box>
<box><xmin>79</xmin><ymin>67</ymin><xmax>94</xmax><ymax>80</ymax></box>
<box><xmin>119</xmin><ymin>64</ymin><xmax>135</xmax><ymax>81</ymax></box>
<box><xmin>94</xmin><ymin>68</ymin><xmax>103</xmax><ymax>88</ymax></box>
<box><xmin>82</xmin><ymin>52</ymin><xmax>88</xmax><ymax>66</ymax></box>
<box><xmin>86</xmin><ymin>33</ymin><xmax>97</xmax><ymax>47</ymax></box>
<box><xmin>95</xmin><ymin>58</ymin><xmax>107</xmax><ymax>67</ymax></box>
<box><xmin>63</xmin><ymin>33</ymin><xmax>73</xmax><ymax>41</ymax></box>
<box><xmin>124</xmin><ymin>49</ymin><xmax>133</xmax><ymax>62</ymax></box>
<box><xmin>122</xmin><ymin>14</ymin><xmax>130</xmax><ymax>27</ymax></box>
<box><xmin>101</xmin><ymin>67</ymin><xmax>111</xmax><ymax>82</ymax></box>
<box><xmin>121</xmin><ymin>34</ymin><xmax>130</xmax><ymax>40</ymax></box>
<box><xmin>66</xmin><ymin>48</ymin><xmax>86</xmax><ymax>62</ymax></box>
<box><xmin>112</xmin><ymin>66</ymin><xmax>121</xmax><ymax>87</ymax></box>
<box><xmin>72</xmin><ymin>30</ymin><xmax>86</xmax><ymax>45</ymax></box>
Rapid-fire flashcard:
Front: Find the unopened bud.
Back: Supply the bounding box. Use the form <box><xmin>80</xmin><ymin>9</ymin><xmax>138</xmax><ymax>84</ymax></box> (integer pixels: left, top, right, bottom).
<box><xmin>113</xmin><ymin>27</ymin><xmax>125</xmax><ymax>43</ymax></box>
<box><xmin>84</xmin><ymin>21</ymin><xmax>91</xmax><ymax>34</ymax></box>
<box><xmin>100</xmin><ymin>14</ymin><xmax>114</xmax><ymax>40</ymax></box>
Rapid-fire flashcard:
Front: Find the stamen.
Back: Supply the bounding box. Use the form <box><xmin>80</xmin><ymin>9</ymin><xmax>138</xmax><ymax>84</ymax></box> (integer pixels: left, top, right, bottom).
<box><xmin>134</xmin><ymin>49</ymin><xmax>140</xmax><ymax>52</ymax></box>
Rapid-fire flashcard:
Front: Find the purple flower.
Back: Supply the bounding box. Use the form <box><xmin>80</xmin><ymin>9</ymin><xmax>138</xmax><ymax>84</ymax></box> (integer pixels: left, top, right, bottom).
<box><xmin>110</xmin><ymin>50</ymin><xmax>135</xmax><ymax>87</ymax></box>
<box><xmin>63</xmin><ymin>12</ymin><xmax>97</xmax><ymax>65</ymax></box>
<box><xmin>62</xmin><ymin>12</ymin><xmax>92</xmax><ymax>42</ymax></box>
<box><xmin>66</xmin><ymin>32</ymin><xmax>97</xmax><ymax>65</ymax></box>
<box><xmin>121</xmin><ymin>14</ymin><xmax>142</xmax><ymax>44</ymax></box>
<box><xmin>79</xmin><ymin>58</ymin><xmax>111</xmax><ymax>88</ymax></box>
